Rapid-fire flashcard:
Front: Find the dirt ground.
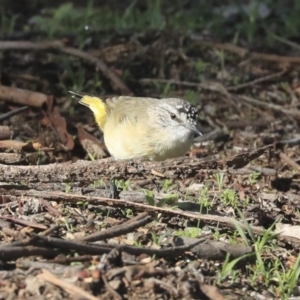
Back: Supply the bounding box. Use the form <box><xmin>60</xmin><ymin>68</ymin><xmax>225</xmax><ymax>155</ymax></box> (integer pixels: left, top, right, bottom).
<box><xmin>0</xmin><ymin>1</ymin><xmax>300</xmax><ymax>299</ymax></box>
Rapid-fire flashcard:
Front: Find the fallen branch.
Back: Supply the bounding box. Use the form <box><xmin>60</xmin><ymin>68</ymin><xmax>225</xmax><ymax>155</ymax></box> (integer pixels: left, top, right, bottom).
<box><xmin>0</xmin><ymin>157</ymin><xmax>219</xmax><ymax>183</ymax></box>
<box><xmin>0</xmin><ymin>145</ymin><xmax>273</xmax><ymax>183</ymax></box>
<box><xmin>0</xmin><ymin>246</ymin><xmax>60</xmax><ymax>260</ymax></box>
<box><xmin>0</xmin><ymin>85</ymin><xmax>48</xmax><ymax>107</ymax></box>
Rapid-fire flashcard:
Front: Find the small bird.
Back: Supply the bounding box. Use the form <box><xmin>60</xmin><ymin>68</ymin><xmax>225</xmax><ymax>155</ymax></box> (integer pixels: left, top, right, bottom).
<box><xmin>70</xmin><ymin>91</ymin><xmax>201</xmax><ymax>161</ymax></box>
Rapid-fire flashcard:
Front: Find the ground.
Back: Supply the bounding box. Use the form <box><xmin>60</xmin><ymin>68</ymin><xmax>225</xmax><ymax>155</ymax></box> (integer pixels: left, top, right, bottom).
<box><xmin>0</xmin><ymin>1</ymin><xmax>300</xmax><ymax>299</ymax></box>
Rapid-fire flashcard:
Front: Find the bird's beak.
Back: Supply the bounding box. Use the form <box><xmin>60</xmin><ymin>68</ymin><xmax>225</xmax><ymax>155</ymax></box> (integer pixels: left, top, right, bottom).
<box><xmin>190</xmin><ymin>124</ymin><xmax>202</xmax><ymax>136</ymax></box>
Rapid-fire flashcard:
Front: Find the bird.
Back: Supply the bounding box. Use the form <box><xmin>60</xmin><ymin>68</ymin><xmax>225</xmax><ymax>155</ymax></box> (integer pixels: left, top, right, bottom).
<box><xmin>69</xmin><ymin>91</ymin><xmax>201</xmax><ymax>161</ymax></box>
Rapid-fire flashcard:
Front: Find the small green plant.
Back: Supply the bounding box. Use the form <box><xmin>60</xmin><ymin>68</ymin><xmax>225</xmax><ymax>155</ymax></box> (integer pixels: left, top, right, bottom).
<box><xmin>244</xmin><ymin>196</ymin><xmax>251</xmax><ymax>206</ymax></box>
<box><xmin>87</xmin><ymin>152</ymin><xmax>96</xmax><ymax>161</ymax></box>
<box><xmin>28</xmin><ymin>0</ymin><xmax>165</xmax><ymax>42</ymax></box>
<box><xmin>273</xmin><ymin>253</ymin><xmax>300</xmax><ymax>298</ymax></box>
<box><xmin>150</xmin><ymin>231</ymin><xmax>167</xmax><ymax>245</ymax></box>
<box><xmin>76</xmin><ymin>201</ymin><xmax>89</xmax><ymax>210</ymax></box>
<box><xmin>198</xmin><ymin>185</ymin><xmax>211</xmax><ymax>208</ymax></box>
<box><xmin>197</xmin><ymin>185</ymin><xmax>212</xmax><ymax>228</ymax></box>
<box><xmin>162</xmin><ymin>83</ymin><xmax>175</xmax><ymax>96</ymax></box>
<box><xmin>63</xmin><ymin>218</ymin><xmax>75</xmax><ymax>232</ymax></box>
<box><xmin>133</xmin><ymin>240</ymin><xmax>143</xmax><ymax>247</ymax></box>
<box><xmin>120</xmin><ymin>208</ymin><xmax>134</xmax><ymax>218</ymax></box>
<box><xmin>115</xmin><ymin>179</ymin><xmax>131</xmax><ymax>191</ymax></box>
<box><xmin>60</xmin><ymin>59</ymin><xmax>88</xmax><ymax>93</ymax></box>
<box><xmin>220</xmin><ymin>189</ymin><xmax>238</xmax><ymax>207</ymax></box>
<box><xmin>162</xmin><ymin>179</ymin><xmax>174</xmax><ymax>192</ymax></box>
<box><xmin>216</xmin><ymin>49</ymin><xmax>226</xmax><ymax>73</ymax></box>
<box><xmin>245</xmin><ymin>2</ymin><xmax>261</xmax><ymax>42</ymax></box>
<box><xmin>30</xmin><ymin>1</ymin><xmax>96</xmax><ymax>48</ymax></box>
<box><xmin>65</xmin><ymin>183</ymin><xmax>72</xmax><ymax>193</ymax></box>
<box><xmin>70</xmin><ymin>261</ymin><xmax>84</xmax><ymax>266</ymax></box>
<box><xmin>213</xmin><ymin>173</ymin><xmax>226</xmax><ymax>190</ymax></box>
<box><xmin>174</xmin><ymin>227</ymin><xmax>201</xmax><ymax>238</ymax></box>
<box><xmin>249</xmin><ymin>224</ymin><xmax>280</xmax><ymax>286</ymax></box>
<box><xmin>249</xmin><ymin>171</ymin><xmax>261</xmax><ymax>184</ymax></box>
<box><xmin>195</xmin><ymin>59</ymin><xmax>210</xmax><ymax>79</ymax></box>
<box><xmin>217</xmin><ymin>252</ymin><xmax>253</xmax><ymax>284</ymax></box>
<box><xmin>92</xmin><ymin>179</ymin><xmax>106</xmax><ymax>189</ymax></box>
<box><xmin>0</xmin><ymin>12</ymin><xmax>19</xmax><ymax>37</ymax></box>
<box><xmin>232</xmin><ymin>211</ymin><xmax>300</xmax><ymax>298</ymax></box>
<box><xmin>142</xmin><ymin>189</ymin><xmax>155</xmax><ymax>206</ymax></box>
<box><xmin>159</xmin><ymin>194</ymin><xmax>178</xmax><ymax>206</ymax></box>
<box><xmin>141</xmin><ymin>188</ymin><xmax>177</xmax><ymax>207</ymax></box>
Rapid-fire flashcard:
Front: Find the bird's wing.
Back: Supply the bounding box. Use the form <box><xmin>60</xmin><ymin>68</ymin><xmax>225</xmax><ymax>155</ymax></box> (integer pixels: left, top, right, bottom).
<box><xmin>106</xmin><ymin>96</ymin><xmax>159</xmax><ymax>126</ymax></box>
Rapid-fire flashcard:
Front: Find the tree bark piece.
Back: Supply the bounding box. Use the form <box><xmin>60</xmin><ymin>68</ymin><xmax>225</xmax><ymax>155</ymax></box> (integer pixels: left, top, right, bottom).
<box><xmin>0</xmin><ymin>144</ymin><xmax>273</xmax><ymax>184</ymax></box>
<box><xmin>0</xmin><ymin>157</ymin><xmax>222</xmax><ymax>184</ymax></box>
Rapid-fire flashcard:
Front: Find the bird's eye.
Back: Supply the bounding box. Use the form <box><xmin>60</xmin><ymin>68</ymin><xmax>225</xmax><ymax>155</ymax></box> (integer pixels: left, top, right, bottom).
<box><xmin>170</xmin><ymin>113</ymin><xmax>177</xmax><ymax>120</ymax></box>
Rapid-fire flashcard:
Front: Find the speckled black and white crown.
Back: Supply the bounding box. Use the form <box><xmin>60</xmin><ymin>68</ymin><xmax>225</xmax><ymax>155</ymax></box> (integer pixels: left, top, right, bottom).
<box><xmin>150</xmin><ymin>97</ymin><xmax>200</xmax><ymax>130</ymax></box>
<box><xmin>177</xmin><ymin>102</ymin><xmax>198</xmax><ymax>123</ymax></box>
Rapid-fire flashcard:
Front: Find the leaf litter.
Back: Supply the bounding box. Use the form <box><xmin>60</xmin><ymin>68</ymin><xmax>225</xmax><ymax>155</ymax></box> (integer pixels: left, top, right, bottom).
<box><xmin>1</xmin><ymin>2</ymin><xmax>300</xmax><ymax>299</ymax></box>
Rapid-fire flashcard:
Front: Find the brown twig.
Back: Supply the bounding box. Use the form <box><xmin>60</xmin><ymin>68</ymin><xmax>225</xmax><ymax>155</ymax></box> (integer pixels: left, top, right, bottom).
<box><xmin>0</xmin><ymin>246</ymin><xmax>60</xmax><ymax>260</ymax></box>
<box><xmin>279</xmin><ymin>152</ymin><xmax>300</xmax><ymax>172</ymax></box>
<box><xmin>102</xmin><ymin>274</ymin><xmax>122</xmax><ymax>300</ymax></box>
<box><xmin>227</xmin><ymin>71</ymin><xmax>285</xmax><ymax>91</ymax></box>
<box><xmin>0</xmin><ymin>40</ymin><xmax>133</xmax><ymax>95</ymax></box>
<box><xmin>77</xmin><ymin>213</ymin><xmax>151</xmax><ymax>242</ymax></box>
<box><xmin>38</xmin><ymin>269</ymin><xmax>99</xmax><ymax>300</ymax></box>
<box><xmin>0</xmin><ymin>85</ymin><xmax>48</xmax><ymax>107</ymax></box>
<box><xmin>40</xmin><ymin>224</ymin><xmax>61</xmax><ymax>236</ymax></box>
<box><xmin>0</xmin><ymin>106</ymin><xmax>28</xmax><ymax>122</ymax></box>
<box><xmin>17</xmin><ymin>235</ymin><xmax>204</xmax><ymax>260</ymax></box>
<box><xmin>0</xmin><ymin>215</ymin><xmax>47</xmax><ymax>230</ymax></box>
<box><xmin>189</xmin><ymin>37</ymin><xmax>248</xmax><ymax>56</ymax></box>
<box><xmin>62</xmin><ymin>47</ymin><xmax>133</xmax><ymax>95</ymax></box>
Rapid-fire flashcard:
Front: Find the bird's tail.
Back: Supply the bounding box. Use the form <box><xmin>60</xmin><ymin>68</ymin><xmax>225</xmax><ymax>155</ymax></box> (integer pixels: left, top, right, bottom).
<box><xmin>69</xmin><ymin>91</ymin><xmax>107</xmax><ymax>130</ymax></box>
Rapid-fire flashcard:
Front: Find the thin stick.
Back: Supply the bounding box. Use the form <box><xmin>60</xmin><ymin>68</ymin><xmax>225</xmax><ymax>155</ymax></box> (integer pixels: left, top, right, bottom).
<box><xmin>0</xmin><ymin>106</ymin><xmax>28</xmax><ymax>122</ymax></box>
<box><xmin>279</xmin><ymin>152</ymin><xmax>300</xmax><ymax>172</ymax></box>
<box><xmin>38</xmin><ymin>269</ymin><xmax>99</xmax><ymax>300</ymax></box>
